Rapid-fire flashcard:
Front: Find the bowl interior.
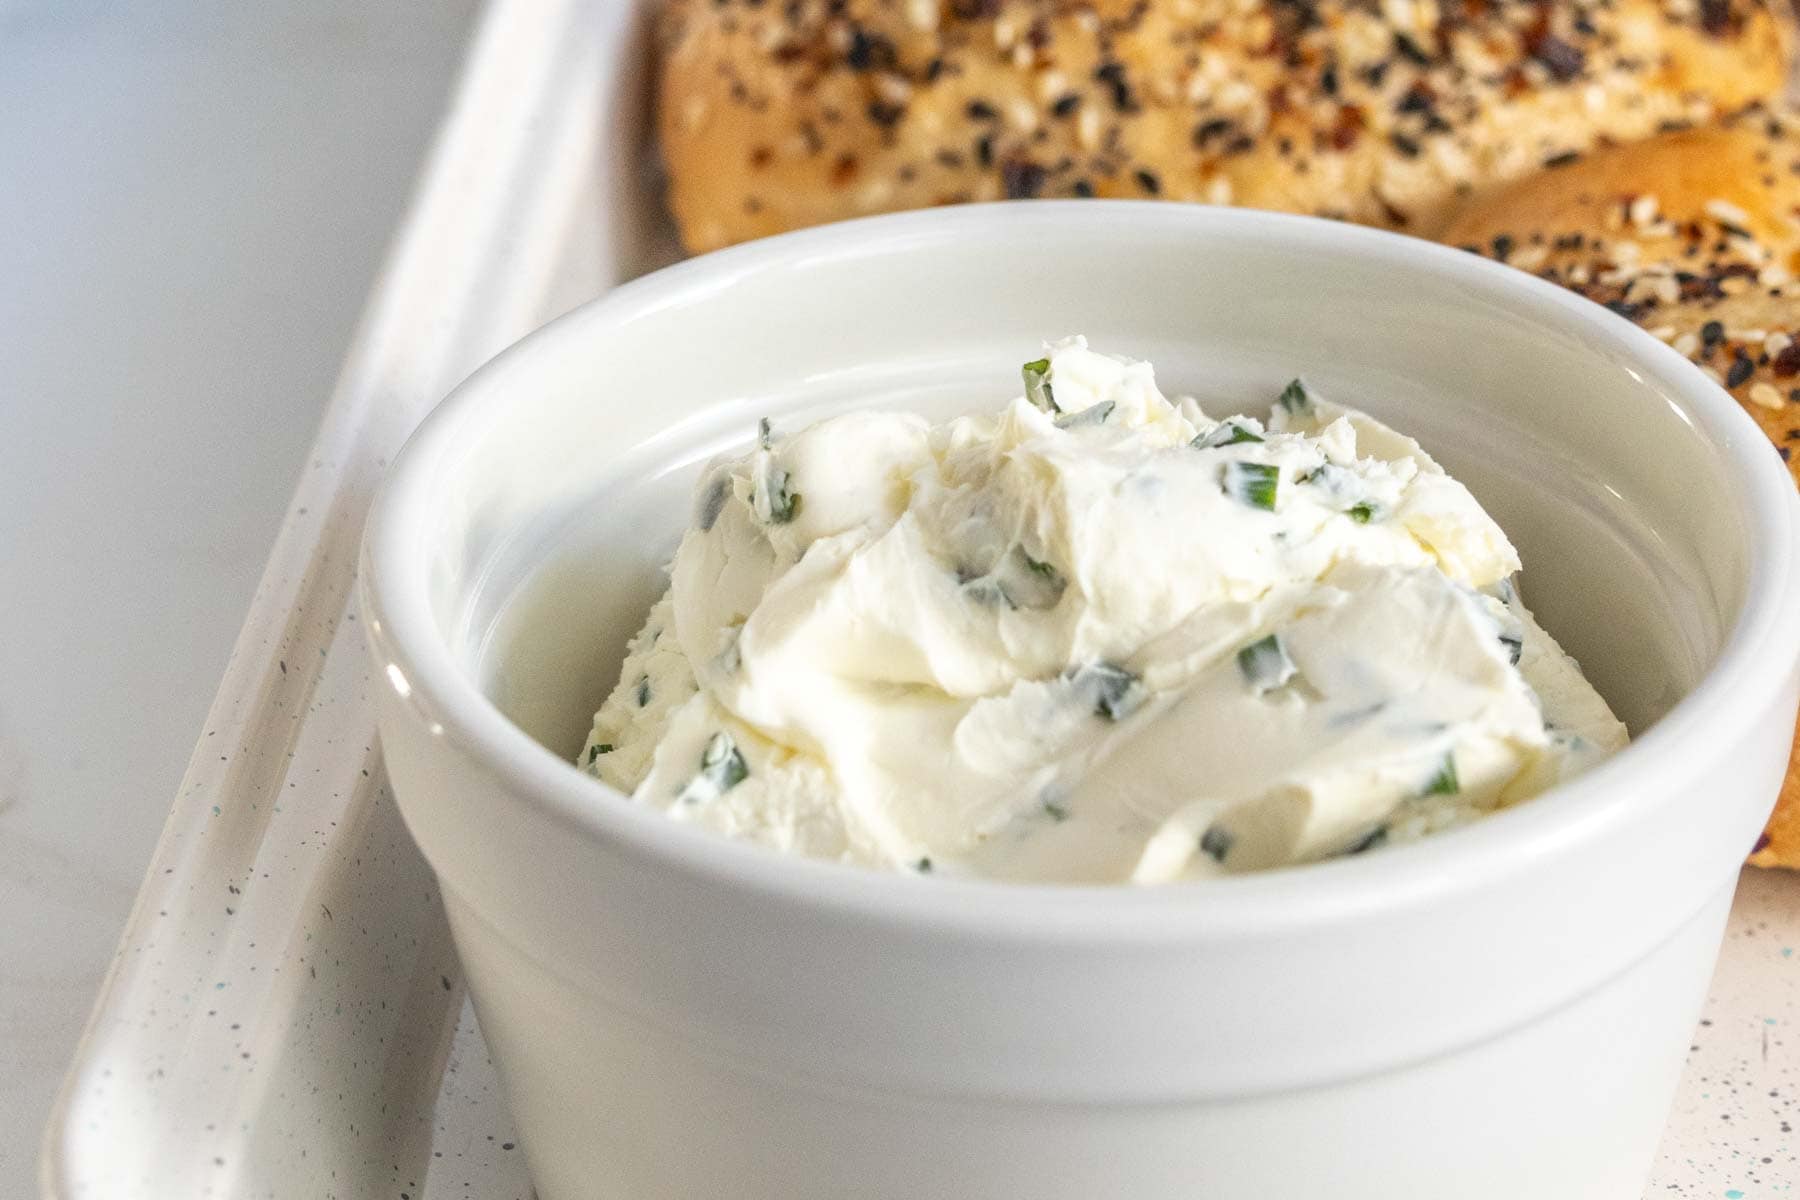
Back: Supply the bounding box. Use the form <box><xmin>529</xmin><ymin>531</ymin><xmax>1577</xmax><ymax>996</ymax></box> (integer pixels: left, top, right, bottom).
<box><xmin>404</xmin><ymin>206</ymin><xmax>1748</xmax><ymax>798</ymax></box>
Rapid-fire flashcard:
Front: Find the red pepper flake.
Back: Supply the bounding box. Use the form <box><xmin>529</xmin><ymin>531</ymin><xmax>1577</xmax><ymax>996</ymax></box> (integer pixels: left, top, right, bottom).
<box><xmin>1772</xmin><ymin>342</ymin><xmax>1800</xmax><ymax>377</ymax></box>
<box><xmin>1329</xmin><ymin>104</ymin><xmax>1365</xmax><ymax>151</ymax></box>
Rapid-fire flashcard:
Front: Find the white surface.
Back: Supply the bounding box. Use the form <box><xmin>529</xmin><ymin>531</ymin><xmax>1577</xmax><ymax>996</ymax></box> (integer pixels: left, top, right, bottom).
<box><xmin>0</xmin><ymin>2</ymin><xmax>480</xmax><ymax>1196</ymax></box>
<box><xmin>365</xmin><ymin>202</ymin><xmax>1799</xmax><ymax>1198</ymax></box>
<box><xmin>40</xmin><ymin>1</ymin><xmax>653</xmax><ymax>1194</ymax></box>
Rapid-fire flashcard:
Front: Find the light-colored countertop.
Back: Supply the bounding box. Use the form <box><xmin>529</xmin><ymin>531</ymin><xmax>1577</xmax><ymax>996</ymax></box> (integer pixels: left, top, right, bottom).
<box><xmin>0</xmin><ymin>2</ymin><xmax>478</xmax><ymax>1193</ymax></box>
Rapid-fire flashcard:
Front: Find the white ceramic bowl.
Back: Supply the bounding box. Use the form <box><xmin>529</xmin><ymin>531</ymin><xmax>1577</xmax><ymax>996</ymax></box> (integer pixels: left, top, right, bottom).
<box><xmin>360</xmin><ymin>203</ymin><xmax>1800</xmax><ymax>1200</ymax></box>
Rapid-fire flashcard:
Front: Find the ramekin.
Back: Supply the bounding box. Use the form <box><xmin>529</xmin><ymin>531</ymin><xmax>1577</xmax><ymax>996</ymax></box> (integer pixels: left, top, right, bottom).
<box><xmin>360</xmin><ymin>203</ymin><xmax>1800</xmax><ymax>1199</ymax></box>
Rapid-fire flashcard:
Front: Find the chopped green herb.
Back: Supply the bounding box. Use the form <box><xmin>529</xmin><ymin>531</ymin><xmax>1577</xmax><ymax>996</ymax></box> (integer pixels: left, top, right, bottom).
<box><xmin>685</xmin><ymin>731</ymin><xmax>748</xmax><ymax>801</ymax></box>
<box><xmin>1237</xmin><ymin>633</ymin><xmax>1298</xmax><ymax>691</ymax></box>
<box><xmin>963</xmin><ymin>548</ymin><xmax>1066</xmax><ymax>611</ymax></box>
<box><xmin>713</xmin><ymin>632</ymin><xmax>743</xmax><ymax>675</ymax></box>
<box><xmin>1043</xmin><ymin>799</ymin><xmax>1070</xmax><ymax>822</ymax></box>
<box><xmin>697</xmin><ymin>476</ymin><xmax>730</xmax><ymax>532</ymax></box>
<box><xmin>1498</xmin><ymin>633</ymin><xmax>1523</xmax><ymax>665</ymax></box>
<box><xmin>1347</xmin><ymin>502</ymin><xmax>1376</xmax><ymax>524</ymax></box>
<box><xmin>1424</xmin><ymin>752</ymin><xmax>1460</xmax><ymax>796</ymax></box>
<box><xmin>759</xmin><ymin>467</ymin><xmax>802</xmax><ymax>524</ymax></box>
<box><xmin>1055</xmin><ymin>400</ymin><xmax>1114</xmax><ymax>429</ymax></box>
<box><xmin>1022</xmin><ymin>357</ymin><xmax>1059</xmax><ymax>413</ymax></box>
<box><xmin>1277</xmin><ymin>378</ymin><xmax>1312</xmax><ymax>418</ymax></box>
<box><xmin>587</xmin><ymin>743</ymin><xmax>614</xmax><ymax>764</ymax></box>
<box><xmin>1346</xmin><ymin>825</ymin><xmax>1388</xmax><ymax>855</ymax></box>
<box><xmin>1068</xmin><ymin>662</ymin><xmax>1146</xmax><ymax>721</ymax></box>
<box><xmin>1194</xmin><ymin>422</ymin><xmax>1264</xmax><ymax>449</ymax></box>
<box><xmin>1004</xmin><ymin>548</ymin><xmax>1065</xmax><ymax>610</ymax></box>
<box><xmin>758</xmin><ymin>416</ymin><xmax>774</xmax><ymax>449</ymax></box>
<box><xmin>635</xmin><ymin>675</ymin><xmax>651</xmax><ymax>707</ymax></box>
<box><xmin>1221</xmin><ymin>461</ymin><xmax>1280</xmax><ymax>511</ymax></box>
<box><xmin>915</xmin><ymin>856</ymin><xmax>934</xmax><ymax>873</ymax></box>
<box><xmin>959</xmin><ymin>567</ymin><xmax>1013</xmax><ymax>610</ymax></box>
<box><xmin>1200</xmin><ymin>824</ymin><xmax>1234</xmax><ymax>863</ymax></box>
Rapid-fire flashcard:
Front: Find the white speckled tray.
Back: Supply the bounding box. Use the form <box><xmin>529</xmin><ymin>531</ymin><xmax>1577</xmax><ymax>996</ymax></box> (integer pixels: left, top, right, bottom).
<box><xmin>37</xmin><ymin>0</ymin><xmax>1800</xmax><ymax>1194</ymax></box>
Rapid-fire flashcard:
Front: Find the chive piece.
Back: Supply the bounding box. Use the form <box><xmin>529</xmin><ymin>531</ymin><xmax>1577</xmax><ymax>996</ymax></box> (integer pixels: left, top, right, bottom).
<box><xmin>587</xmin><ymin>743</ymin><xmax>614</xmax><ymax>764</ymax></box>
<box><xmin>1424</xmin><ymin>752</ymin><xmax>1460</xmax><ymax>796</ymax></box>
<box><xmin>1004</xmin><ymin>548</ymin><xmax>1066</xmax><ymax>610</ymax></box>
<box><xmin>1068</xmin><ymin>662</ymin><xmax>1146</xmax><ymax>721</ymax></box>
<box><xmin>1054</xmin><ymin>400</ymin><xmax>1114</xmax><ymax>429</ymax></box>
<box><xmin>959</xmin><ymin>569</ymin><xmax>1014</xmax><ymax>610</ymax></box>
<box><xmin>1348</xmin><ymin>502</ymin><xmax>1376</xmax><ymax>524</ymax></box>
<box><xmin>1237</xmin><ymin>633</ymin><xmax>1298</xmax><ymax>691</ymax></box>
<box><xmin>1022</xmin><ymin>357</ymin><xmax>1059</xmax><ymax>413</ymax></box>
<box><xmin>635</xmin><ymin>675</ymin><xmax>651</xmax><ymax>707</ymax></box>
<box><xmin>698</xmin><ymin>731</ymin><xmax>749</xmax><ymax>793</ymax></box>
<box><xmin>1347</xmin><ymin>825</ymin><xmax>1388</xmax><ymax>855</ymax></box>
<box><xmin>1498</xmin><ymin>633</ymin><xmax>1523</xmax><ymax>665</ymax></box>
<box><xmin>1200</xmin><ymin>824</ymin><xmax>1235</xmax><ymax>863</ymax></box>
<box><xmin>915</xmin><ymin>856</ymin><xmax>934</xmax><ymax>873</ymax></box>
<box><xmin>696</xmin><ymin>476</ymin><xmax>730</xmax><ymax>532</ymax></box>
<box><xmin>1277</xmin><ymin>378</ymin><xmax>1312</xmax><ymax>418</ymax></box>
<box><xmin>1043</xmin><ymin>799</ymin><xmax>1070</xmax><ymax>822</ymax></box>
<box><xmin>758</xmin><ymin>416</ymin><xmax>774</xmax><ymax>449</ymax></box>
<box><xmin>761</xmin><ymin>468</ymin><xmax>802</xmax><ymax>524</ymax></box>
<box><xmin>1194</xmin><ymin>422</ymin><xmax>1264</xmax><ymax>449</ymax></box>
<box><xmin>769</xmin><ymin>471</ymin><xmax>802</xmax><ymax>523</ymax></box>
<box><xmin>1221</xmin><ymin>461</ymin><xmax>1280</xmax><ymax>510</ymax></box>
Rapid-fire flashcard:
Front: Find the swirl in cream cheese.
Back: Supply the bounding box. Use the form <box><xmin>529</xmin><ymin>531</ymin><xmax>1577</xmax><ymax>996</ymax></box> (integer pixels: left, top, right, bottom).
<box><xmin>579</xmin><ymin>338</ymin><xmax>1627</xmax><ymax>883</ymax></box>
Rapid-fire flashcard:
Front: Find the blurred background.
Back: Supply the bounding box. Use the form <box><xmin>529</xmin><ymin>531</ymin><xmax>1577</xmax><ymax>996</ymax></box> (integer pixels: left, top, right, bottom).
<box><xmin>0</xmin><ymin>2</ymin><xmax>479</xmax><ymax>1191</ymax></box>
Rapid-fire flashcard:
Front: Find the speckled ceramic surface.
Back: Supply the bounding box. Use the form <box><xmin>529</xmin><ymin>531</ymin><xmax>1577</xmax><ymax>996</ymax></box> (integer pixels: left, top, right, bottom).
<box><xmin>40</xmin><ymin>0</ymin><xmax>1800</xmax><ymax>1195</ymax></box>
<box><xmin>1656</xmin><ymin>867</ymin><xmax>1800</xmax><ymax>1197</ymax></box>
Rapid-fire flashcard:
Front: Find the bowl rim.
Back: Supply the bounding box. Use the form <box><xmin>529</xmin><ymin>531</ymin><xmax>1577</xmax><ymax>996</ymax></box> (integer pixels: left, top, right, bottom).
<box><xmin>360</xmin><ymin>201</ymin><xmax>1800</xmax><ymax>940</ymax></box>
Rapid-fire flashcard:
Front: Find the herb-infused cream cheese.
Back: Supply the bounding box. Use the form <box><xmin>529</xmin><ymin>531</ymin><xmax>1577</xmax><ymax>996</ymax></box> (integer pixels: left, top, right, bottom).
<box><xmin>579</xmin><ymin>338</ymin><xmax>1627</xmax><ymax>883</ymax></box>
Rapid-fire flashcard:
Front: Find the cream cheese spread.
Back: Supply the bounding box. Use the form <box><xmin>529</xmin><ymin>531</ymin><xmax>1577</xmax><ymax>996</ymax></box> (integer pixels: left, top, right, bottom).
<box><xmin>578</xmin><ymin>338</ymin><xmax>1627</xmax><ymax>883</ymax></box>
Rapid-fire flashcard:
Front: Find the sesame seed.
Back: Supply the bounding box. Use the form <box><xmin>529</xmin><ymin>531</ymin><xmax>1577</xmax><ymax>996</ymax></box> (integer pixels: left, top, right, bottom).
<box><xmin>1629</xmin><ymin>195</ymin><xmax>1660</xmax><ymax>228</ymax></box>
<box><xmin>1726</xmin><ymin>355</ymin><xmax>1755</xmax><ymax>388</ymax></box>
<box><xmin>1749</xmin><ymin>383</ymin><xmax>1786</xmax><ymax>410</ymax></box>
<box><xmin>1673</xmin><ymin>332</ymin><xmax>1700</xmax><ymax>358</ymax></box>
<box><xmin>1704</xmin><ymin>198</ymin><xmax>1752</xmax><ymax>229</ymax></box>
